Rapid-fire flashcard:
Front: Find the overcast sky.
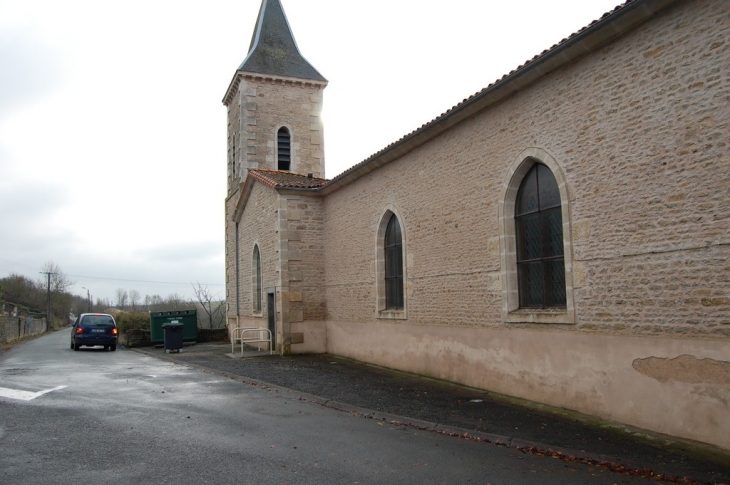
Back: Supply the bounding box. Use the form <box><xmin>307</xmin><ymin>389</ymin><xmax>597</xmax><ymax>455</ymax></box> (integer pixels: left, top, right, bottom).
<box><xmin>0</xmin><ymin>0</ymin><xmax>622</xmax><ymax>304</ymax></box>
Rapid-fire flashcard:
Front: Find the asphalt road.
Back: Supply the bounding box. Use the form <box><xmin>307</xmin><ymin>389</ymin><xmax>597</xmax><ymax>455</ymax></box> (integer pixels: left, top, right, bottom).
<box><xmin>0</xmin><ymin>330</ymin><xmax>685</xmax><ymax>484</ymax></box>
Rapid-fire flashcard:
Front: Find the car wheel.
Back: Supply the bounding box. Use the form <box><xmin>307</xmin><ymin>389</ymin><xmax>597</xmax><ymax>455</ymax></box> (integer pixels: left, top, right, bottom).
<box><xmin>73</xmin><ymin>342</ymin><xmax>79</xmax><ymax>351</ymax></box>
<box><xmin>110</xmin><ymin>345</ymin><xmax>117</xmax><ymax>352</ymax></box>
<box><xmin>70</xmin><ymin>341</ymin><xmax>74</xmax><ymax>349</ymax></box>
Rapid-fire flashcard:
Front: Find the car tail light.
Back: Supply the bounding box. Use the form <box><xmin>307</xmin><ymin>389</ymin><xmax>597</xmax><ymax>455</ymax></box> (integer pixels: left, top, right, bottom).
<box><xmin>112</xmin><ymin>328</ymin><xmax>118</xmax><ymax>336</ymax></box>
<box><xmin>75</xmin><ymin>327</ymin><xmax>83</xmax><ymax>335</ymax></box>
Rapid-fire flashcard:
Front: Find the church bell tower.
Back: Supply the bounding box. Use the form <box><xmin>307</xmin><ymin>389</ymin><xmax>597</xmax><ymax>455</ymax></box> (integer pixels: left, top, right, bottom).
<box><xmin>222</xmin><ymin>0</ymin><xmax>328</xmax><ymax>196</ymax></box>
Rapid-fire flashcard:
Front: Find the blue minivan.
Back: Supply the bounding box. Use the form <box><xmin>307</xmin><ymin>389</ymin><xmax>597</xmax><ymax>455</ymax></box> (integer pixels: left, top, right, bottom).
<box><xmin>71</xmin><ymin>313</ymin><xmax>118</xmax><ymax>351</ymax></box>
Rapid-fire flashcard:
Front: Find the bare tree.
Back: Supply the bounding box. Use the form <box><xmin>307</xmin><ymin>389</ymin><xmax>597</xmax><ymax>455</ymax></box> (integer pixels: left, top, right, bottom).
<box><xmin>39</xmin><ymin>261</ymin><xmax>74</xmax><ymax>324</ymax></box>
<box><xmin>95</xmin><ymin>297</ymin><xmax>112</xmax><ymax>311</ymax></box>
<box><xmin>145</xmin><ymin>294</ymin><xmax>164</xmax><ymax>311</ymax></box>
<box><xmin>115</xmin><ymin>288</ymin><xmax>128</xmax><ymax>309</ymax></box>
<box><xmin>40</xmin><ymin>261</ymin><xmax>74</xmax><ymax>295</ymax></box>
<box><xmin>129</xmin><ymin>289</ymin><xmax>140</xmax><ymax>311</ymax></box>
<box><xmin>164</xmin><ymin>293</ymin><xmax>189</xmax><ymax>311</ymax></box>
<box><xmin>2</xmin><ymin>273</ymin><xmax>44</xmax><ymax>311</ymax></box>
<box><xmin>191</xmin><ymin>282</ymin><xmax>225</xmax><ymax>329</ymax></box>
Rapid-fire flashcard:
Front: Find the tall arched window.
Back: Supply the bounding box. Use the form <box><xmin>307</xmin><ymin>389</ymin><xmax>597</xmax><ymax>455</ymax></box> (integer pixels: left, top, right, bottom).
<box><xmin>515</xmin><ymin>163</ymin><xmax>566</xmax><ymax>308</ymax></box>
<box><xmin>277</xmin><ymin>127</ymin><xmax>291</xmax><ymax>171</ymax></box>
<box><xmin>253</xmin><ymin>245</ymin><xmax>262</xmax><ymax>312</ymax></box>
<box><xmin>384</xmin><ymin>214</ymin><xmax>404</xmax><ymax>310</ymax></box>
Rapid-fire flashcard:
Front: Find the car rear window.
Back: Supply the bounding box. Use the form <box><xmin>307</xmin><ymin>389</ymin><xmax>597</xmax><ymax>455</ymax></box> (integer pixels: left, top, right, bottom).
<box><xmin>81</xmin><ymin>315</ymin><xmax>115</xmax><ymax>326</ymax></box>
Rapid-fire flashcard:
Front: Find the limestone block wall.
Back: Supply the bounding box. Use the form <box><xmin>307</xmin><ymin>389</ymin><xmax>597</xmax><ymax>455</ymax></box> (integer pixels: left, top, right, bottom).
<box><xmin>228</xmin><ymin>76</ymin><xmax>326</xmax><ymax>185</ymax></box>
<box><xmin>227</xmin><ymin>184</ymin><xmax>327</xmax><ymax>354</ymax></box>
<box><xmin>323</xmin><ymin>144</ymin><xmax>497</xmax><ymax>327</ymax></box>
<box><xmin>278</xmin><ymin>192</ymin><xmax>327</xmax><ymax>354</ymax></box>
<box><xmin>224</xmin><ymin>191</ymin><xmax>239</xmax><ymax>323</ymax></box>
<box><xmin>226</xmin><ymin>183</ymin><xmax>280</xmax><ymax>336</ymax></box>
<box><xmin>320</xmin><ymin>0</ymin><xmax>730</xmax><ymax>449</ymax></box>
<box><xmin>226</xmin><ymin>91</ymin><xmax>243</xmax><ymax>194</ymax></box>
<box><xmin>323</xmin><ymin>0</ymin><xmax>730</xmax><ymax>338</ymax></box>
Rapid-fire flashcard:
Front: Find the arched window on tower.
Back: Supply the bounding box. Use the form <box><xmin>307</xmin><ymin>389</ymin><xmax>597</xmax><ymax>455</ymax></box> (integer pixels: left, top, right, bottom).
<box><xmin>277</xmin><ymin>127</ymin><xmax>291</xmax><ymax>171</ymax></box>
<box><xmin>515</xmin><ymin>163</ymin><xmax>566</xmax><ymax>308</ymax></box>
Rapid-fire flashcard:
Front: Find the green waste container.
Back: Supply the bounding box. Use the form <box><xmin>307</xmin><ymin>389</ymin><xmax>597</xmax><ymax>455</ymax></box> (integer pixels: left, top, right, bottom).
<box><xmin>150</xmin><ymin>310</ymin><xmax>197</xmax><ymax>346</ymax></box>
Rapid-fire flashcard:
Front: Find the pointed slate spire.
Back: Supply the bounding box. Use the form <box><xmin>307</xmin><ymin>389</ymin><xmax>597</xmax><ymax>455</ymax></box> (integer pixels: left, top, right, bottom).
<box><xmin>239</xmin><ymin>0</ymin><xmax>327</xmax><ymax>83</ymax></box>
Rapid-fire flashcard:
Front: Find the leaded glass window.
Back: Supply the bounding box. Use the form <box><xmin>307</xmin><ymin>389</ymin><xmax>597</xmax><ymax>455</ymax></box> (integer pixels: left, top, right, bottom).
<box><xmin>384</xmin><ymin>214</ymin><xmax>404</xmax><ymax>310</ymax></box>
<box><xmin>515</xmin><ymin>164</ymin><xmax>566</xmax><ymax>308</ymax></box>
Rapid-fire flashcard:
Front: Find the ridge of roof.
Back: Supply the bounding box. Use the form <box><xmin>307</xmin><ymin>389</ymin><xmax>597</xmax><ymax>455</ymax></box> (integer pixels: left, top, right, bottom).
<box><xmin>249</xmin><ymin>169</ymin><xmax>329</xmax><ymax>189</ymax></box>
<box><xmin>320</xmin><ymin>0</ymin><xmax>680</xmax><ymax>194</ymax></box>
<box><xmin>238</xmin><ymin>0</ymin><xmax>327</xmax><ymax>83</ymax></box>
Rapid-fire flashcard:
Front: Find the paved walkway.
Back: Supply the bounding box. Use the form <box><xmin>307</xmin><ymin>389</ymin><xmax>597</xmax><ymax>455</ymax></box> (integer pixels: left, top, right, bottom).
<box><xmin>134</xmin><ymin>342</ymin><xmax>730</xmax><ymax>485</ymax></box>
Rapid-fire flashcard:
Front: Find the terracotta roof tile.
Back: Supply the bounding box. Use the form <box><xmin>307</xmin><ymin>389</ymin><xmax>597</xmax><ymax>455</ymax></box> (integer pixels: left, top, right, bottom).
<box><xmin>249</xmin><ymin>169</ymin><xmax>329</xmax><ymax>189</ymax></box>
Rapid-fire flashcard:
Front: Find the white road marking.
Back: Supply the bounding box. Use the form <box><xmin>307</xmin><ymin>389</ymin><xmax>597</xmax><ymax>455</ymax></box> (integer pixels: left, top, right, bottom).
<box><xmin>0</xmin><ymin>385</ymin><xmax>67</xmax><ymax>401</ymax></box>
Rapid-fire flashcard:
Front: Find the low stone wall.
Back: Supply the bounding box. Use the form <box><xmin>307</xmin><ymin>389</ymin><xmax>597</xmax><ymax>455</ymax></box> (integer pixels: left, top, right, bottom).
<box><xmin>118</xmin><ymin>329</ymin><xmax>151</xmax><ymax>348</ymax></box>
<box><xmin>0</xmin><ymin>315</ymin><xmax>47</xmax><ymax>343</ymax></box>
<box><xmin>118</xmin><ymin>328</ymin><xmax>228</xmax><ymax>348</ymax></box>
<box><xmin>198</xmin><ymin>328</ymin><xmax>228</xmax><ymax>343</ymax></box>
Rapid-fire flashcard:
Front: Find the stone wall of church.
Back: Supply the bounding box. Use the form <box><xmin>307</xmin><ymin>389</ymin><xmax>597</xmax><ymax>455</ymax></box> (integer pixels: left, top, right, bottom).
<box><xmin>224</xmin><ymin>192</ymin><xmax>238</xmax><ymax>321</ymax></box>
<box><xmin>226</xmin><ymin>91</ymin><xmax>243</xmax><ymax>195</ymax></box>
<box><xmin>226</xmin><ymin>183</ymin><xmax>280</xmax><ymax>332</ymax></box>
<box><xmin>232</xmin><ymin>77</ymin><xmax>326</xmax><ymax>180</ymax></box>
<box><xmin>323</xmin><ymin>0</ymin><xmax>730</xmax><ymax>339</ymax></box>
<box><xmin>226</xmin><ymin>185</ymin><xmax>328</xmax><ymax>354</ymax></box>
<box><xmin>278</xmin><ymin>193</ymin><xmax>327</xmax><ymax>354</ymax></box>
<box><xmin>319</xmin><ymin>0</ymin><xmax>730</xmax><ymax>450</ymax></box>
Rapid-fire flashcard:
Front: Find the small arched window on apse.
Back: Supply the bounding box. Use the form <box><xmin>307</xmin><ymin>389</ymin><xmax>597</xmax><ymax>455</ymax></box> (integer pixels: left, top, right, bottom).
<box><xmin>515</xmin><ymin>163</ymin><xmax>565</xmax><ymax>308</ymax></box>
<box><xmin>277</xmin><ymin>127</ymin><xmax>291</xmax><ymax>171</ymax></box>
<box><xmin>252</xmin><ymin>245</ymin><xmax>262</xmax><ymax>313</ymax></box>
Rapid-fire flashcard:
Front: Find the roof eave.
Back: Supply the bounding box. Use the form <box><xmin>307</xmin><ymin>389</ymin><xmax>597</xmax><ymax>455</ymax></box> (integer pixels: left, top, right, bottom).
<box><xmin>274</xmin><ymin>186</ymin><xmax>324</xmax><ymax>196</ymax></box>
<box><xmin>232</xmin><ymin>175</ymin><xmax>257</xmax><ymax>223</ymax></box>
<box><xmin>318</xmin><ymin>0</ymin><xmax>683</xmax><ymax>196</ymax></box>
<box><xmin>232</xmin><ymin>172</ymin><xmax>327</xmax><ymax>221</ymax></box>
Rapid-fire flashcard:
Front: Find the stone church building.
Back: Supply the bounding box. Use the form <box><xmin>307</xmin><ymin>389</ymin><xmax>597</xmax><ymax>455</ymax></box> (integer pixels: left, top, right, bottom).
<box><xmin>224</xmin><ymin>0</ymin><xmax>729</xmax><ymax>450</ymax></box>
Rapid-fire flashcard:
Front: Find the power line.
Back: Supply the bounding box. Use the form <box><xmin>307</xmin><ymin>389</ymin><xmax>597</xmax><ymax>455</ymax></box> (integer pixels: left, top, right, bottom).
<box><xmin>0</xmin><ymin>257</ymin><xmax>38</xmax><ymax>272</ymax></box>
<box><xmin>0</xmin><ymin>258</ymin><xmax>224</xmax><ymax>288</ymax></box>
<box><xmin>65</xmin><ymin>274</ymin><xmax>224</xmax><ymax>287</ymax></box>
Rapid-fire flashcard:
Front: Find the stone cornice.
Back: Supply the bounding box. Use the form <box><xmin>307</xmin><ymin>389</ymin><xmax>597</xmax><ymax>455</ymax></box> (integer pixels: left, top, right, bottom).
<box><xmin>222</xmin><ymin>71</ymin><xmax>328</xmax><ymax>106</ymax></box>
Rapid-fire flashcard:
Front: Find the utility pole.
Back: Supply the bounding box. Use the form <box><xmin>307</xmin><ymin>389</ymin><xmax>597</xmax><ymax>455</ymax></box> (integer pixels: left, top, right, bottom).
<box><xmin>40</xmin><ymin>271</ymin><xmax>56</xmax><ymax>326</ymax></box>
<box><xmin>82</xmin><ymin>287</ymin><xmax>92</xmax><ymax>313</ymax></box>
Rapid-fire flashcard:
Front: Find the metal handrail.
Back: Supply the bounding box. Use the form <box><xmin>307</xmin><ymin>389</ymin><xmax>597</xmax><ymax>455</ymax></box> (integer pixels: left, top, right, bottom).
<box><xmin>231</xmin><ymin>327</ymin><xmax>273</xmax><ymax>357</ymax></box>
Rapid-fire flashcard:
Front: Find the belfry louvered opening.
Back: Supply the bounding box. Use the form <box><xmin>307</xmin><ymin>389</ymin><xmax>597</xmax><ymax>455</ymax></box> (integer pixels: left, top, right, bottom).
<box><xmin>277</xmin><ymin>127</ymin><xmax>291</xmax><ymax>171</ymax></box>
